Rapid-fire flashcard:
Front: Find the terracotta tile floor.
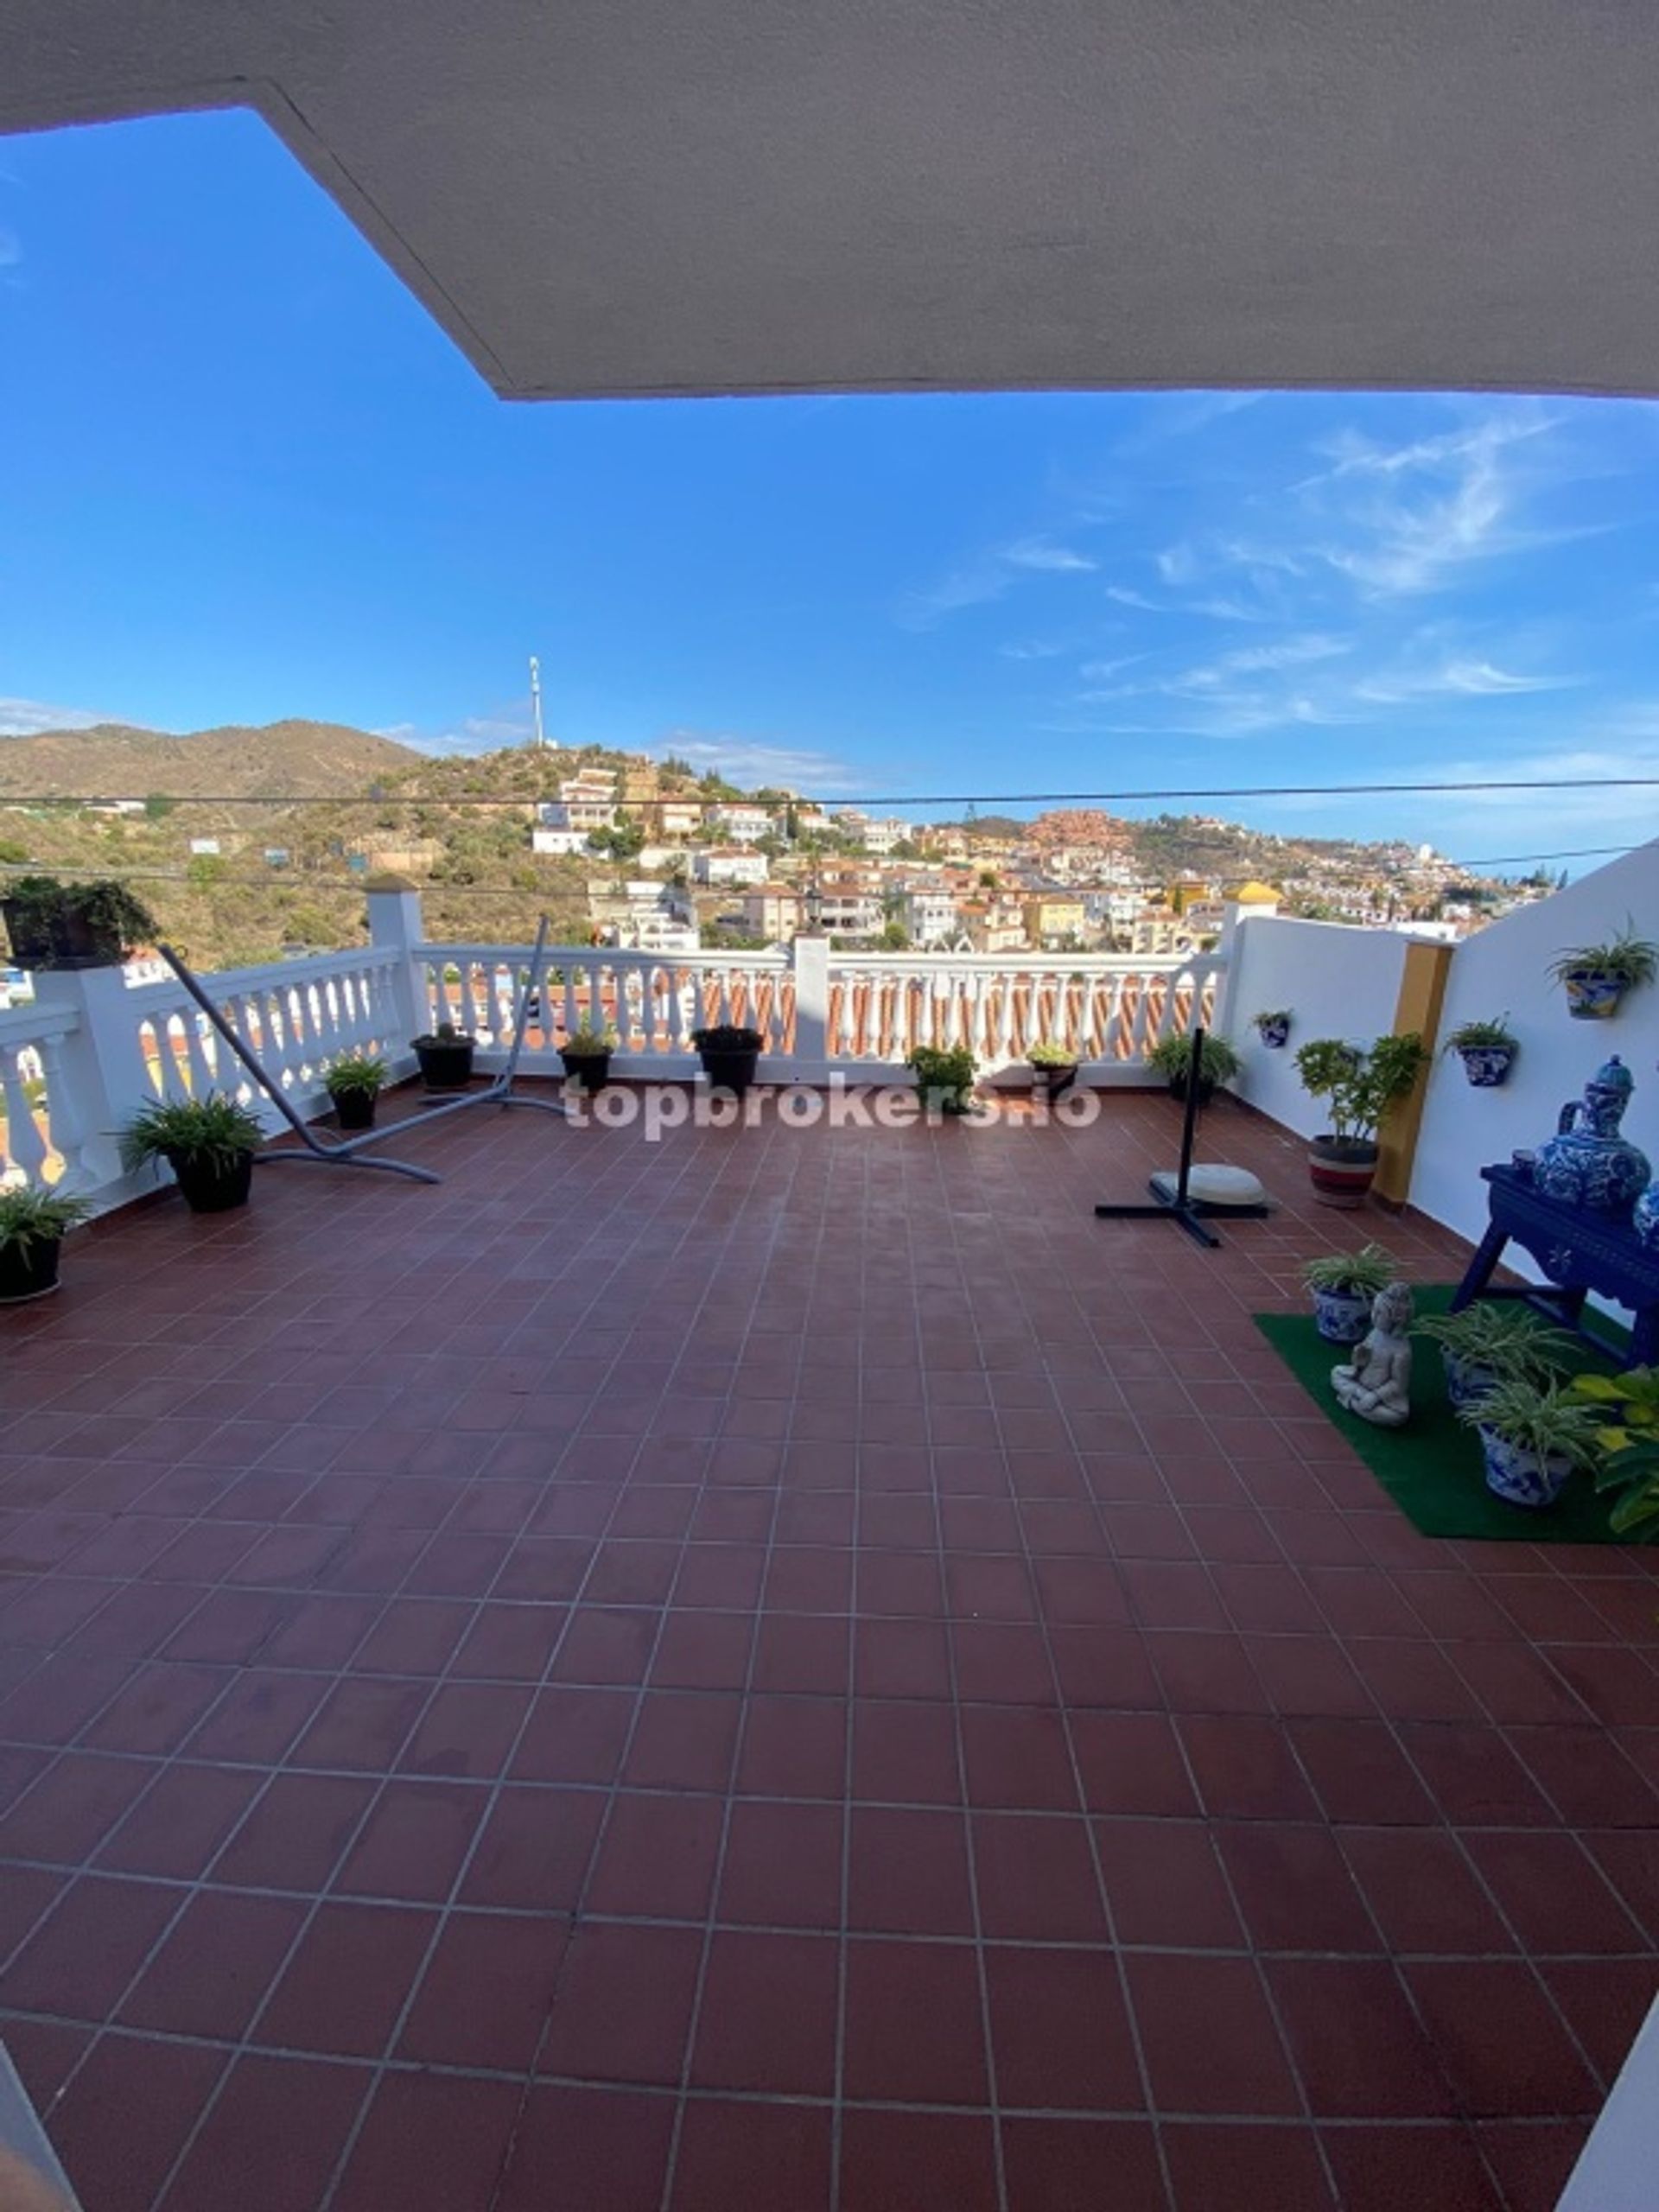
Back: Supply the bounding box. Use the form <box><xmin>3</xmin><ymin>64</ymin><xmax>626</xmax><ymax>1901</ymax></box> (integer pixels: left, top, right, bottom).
<box><xmin>1</xmin><ymin>1084</ymin><xmax>1656</xmax><ymax>2211</ymax></box>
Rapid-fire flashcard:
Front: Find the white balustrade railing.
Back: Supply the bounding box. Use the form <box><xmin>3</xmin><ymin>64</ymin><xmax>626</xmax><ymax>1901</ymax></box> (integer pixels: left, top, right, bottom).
<box><xmin>0</xmin><ymin>1003</ymin><xmax>88</xmax><ymax>1190</ymax></box>
<box><xmin>826</xmin><ymin>952</ymin><xmax>1221</xmax><ymax>1067</ymax></box>
<box><xmin>0</xmin><ymin>888</ymin><xmax>1228</xmax><ymax>1207</ymax></box>
<box><xmin>416</xmin><ymin>944</ymin><xmax>796</xmax><ymax>1057</ymax></box>
<box><xmin>130</xmin><ymin>946</ymin><xmax>409</xmax><ymax>1111</ymax></box>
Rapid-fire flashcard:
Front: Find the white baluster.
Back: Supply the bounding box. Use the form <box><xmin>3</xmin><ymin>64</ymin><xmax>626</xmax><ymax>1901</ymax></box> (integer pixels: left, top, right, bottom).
<box><xmin>0</xmin><ymin>1041</ymin><xmax>51</xmax><ymax>1186</ymax></box>
<box><xmin>33</xmin><ymin>1029</ymin><xmax>90</xmax><ymax>1188</ymax></box>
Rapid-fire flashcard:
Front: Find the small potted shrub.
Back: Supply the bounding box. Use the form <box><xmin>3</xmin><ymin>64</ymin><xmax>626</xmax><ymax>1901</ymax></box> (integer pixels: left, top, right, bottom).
<box><xmin>323</xmin><ymin>1052</ymin><xmax>387</xmax><ymax>1131</ymax></box>
<box><xmin>411</xmin><ymin>1021</ymin><xmax>476</xmax><ymax>1090</ymax></box>
<box><xmin>1458</xmin><ymin>1375</ymin><xmax>1603</xmax><ymax>1510</ymax></box>
<box><xmin>907</xmin><ymin>1044</ymin><xmax>978</xmax><ymax>1115</ymax></box>
<box><xmin>692</xmin><ymin>1023</ymin><xmax>764</xmax><ymax>1096</ymax></box>
<box><xmin>1146</xmin><ymin>1030</ymin><xmax>1242</xmax><ymax>1105</ymax></box>
<box><xmin>0</xmin><ymin>875</ymin><xmax>159</xmax><ymax>969</ymax></box>
<box><xmin>1294</xmin><ymin>1032</ymin><xmax>1427</xmax><ymax>1207</ymax></box>
<box><xmin>1568</xmin><ymin>1369</ymin><xmax>1659</xmax><ymax>1537</ymax></box>
<box><xmin>1302</xmin><ymin>1243</ymin><xmax>1395</xmax><ymax>1345</ymax></box>
<box><xmin>1027</xmin><ymin>1038</ymin><xmax>1079</xmax><ymax>1100</ymax></box>
<box><xmin>0</xmin><ymin>1185</ymin><xmax>90</xmax><ymax>1304</ymax></box>
<box><xmin>1444</xmin><ymin>1015</ymin><xmax>1519</xmax><ymax>1088</ymax></box>
<box><xmin>1548</xmin><ymin>924</ymin><xmax>1658</xmax><ymax>1020</ymax></box>
<box><xmin>1414</xmin><ymin>1304</ymin><xmax>1573</xmax><ymax>1411</ymax></box>
<box><xmin>120</xmin><ymin>1093</ymin><xmax>265</xmax><ymax>1212</ymax></box>
<box><xmin>1252</xmin><ymin>1009</ymin><xmax>1292</xmax><ymax>1049</ymax></box>
<box><xmin>560</xmin><ymin>1024</ymin><xmax>618</xmax><ymax>1093</ymax></box>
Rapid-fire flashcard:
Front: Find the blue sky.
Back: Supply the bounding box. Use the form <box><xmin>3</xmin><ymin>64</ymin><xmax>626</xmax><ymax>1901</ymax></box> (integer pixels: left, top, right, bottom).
<box><xmin>3</xmin><ymin>107</ymin><xmax>1659</xmax><ymax>868</ymax></box>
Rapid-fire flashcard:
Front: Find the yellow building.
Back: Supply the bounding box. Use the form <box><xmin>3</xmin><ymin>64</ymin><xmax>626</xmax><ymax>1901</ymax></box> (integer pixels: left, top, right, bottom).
<box><xmin>1022</xmin><ymin>895</ymin><xmax>1088</xmax><ymax>944</ymax></box>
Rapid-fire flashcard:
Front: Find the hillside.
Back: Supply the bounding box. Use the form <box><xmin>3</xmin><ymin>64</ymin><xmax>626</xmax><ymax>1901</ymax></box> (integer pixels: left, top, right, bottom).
<box><xmin>0</xmin><ymin>719</ymin><xmax>423</xmax><ymax>800</ymax></box>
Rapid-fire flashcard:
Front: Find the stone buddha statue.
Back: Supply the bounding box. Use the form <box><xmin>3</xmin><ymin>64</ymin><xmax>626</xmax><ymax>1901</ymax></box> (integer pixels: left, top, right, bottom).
<box><xmin>1331</xmin><ymin>1281</ymin><xmax>1414</xmax><ymax>1427</ymax></box>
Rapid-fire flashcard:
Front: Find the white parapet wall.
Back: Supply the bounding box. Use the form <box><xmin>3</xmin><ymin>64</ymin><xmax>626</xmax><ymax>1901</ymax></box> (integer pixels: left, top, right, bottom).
<box><xmin>1223</xmin><ymin>914</ymin><xmax>1411</xmax><ymax>1139</ymax></box>
<box><xmin>1410</xmin><ymin>840</ymin><xmax>1659</xmax><ymax>1267</ymax></box>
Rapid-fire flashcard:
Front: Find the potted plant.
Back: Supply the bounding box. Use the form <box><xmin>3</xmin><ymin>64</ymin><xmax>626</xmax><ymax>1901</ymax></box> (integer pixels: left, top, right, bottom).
<box><xmin>323</xmin><ymin>1053</ymin><xmax>388</xmax><ymax>1131</ymax></box>
<box><xmin>1548</xmin><ymin>924</ymin><xmax>1658</xmax><ymax>1020</ymax></box>
<box><xmin>411</xmin><ymin>1021</ymin><xmax>476</xmax><ymax>1090</ymax></box>
<box><xmin>906</xmin><ymin>1044</ymin><xmax>978</xmax><ymax>1116</ymax></box>
<box><xmin>1252</xmin><ymin>1009</ymin><xmax>1292</xmax><ymax>1049</ymax></box>
<box><xmin>0</xmin><ymin>876</ymin><xmax>159</xmax><ymax>970</ymax></box>
<box><xmin>1567</xmin><ymin>1369</ymin><xmax>1659</xmax><ymax>1537</ymax></box>
<box><xmin>1027</xmin><ymin>1038</ymin><xmax>1079</xmax><ymax>1100</ymax></box>
<box><xmin>1458</xmin><ymin>1375</ymin><xmax>1603</xmax><ymax>1510</ymax></box>
<box><xmin>560</xmin><ymin>1024</ymin><xmax>618</xmax><ymax>1093</ymax></box>
<box><xmin>1444</xmin><ymin>1015</ymin><xmax>1519</xmax><ymax>1088</ymax></box>
<box><xmin>692</xmin><ymin>1023</ymin><xmax>764</xmax><ymax>1096</ymax></box>
<box><xmin>1146</xmin><ymin>1030</ymin><xmax>1242</xmax><ymax>1105</ymax></box>
<box><xmin>1302</xmin><ymin>1243</ymin><xmax>1396</xmax><ymax>1345</ymax></box>
<box><xmin>1414</xmin><ymin>1303</ymin><xmax>1573</xmax><ymax>1411</ymax></box>
<box><xmin>119</xmin><ymin>1093</ymin><xmax>265</xmax><ymax>1212</ymax></box>
<box><xmin>0</xmin><ymin>1185</ymin><xmax>90</xmax><ymax>1304</ymax></box>
<box><xmin>1294</xmin><ymin>1032</ymin><xmax>1427</xmax><ymax>1207</ymax></box>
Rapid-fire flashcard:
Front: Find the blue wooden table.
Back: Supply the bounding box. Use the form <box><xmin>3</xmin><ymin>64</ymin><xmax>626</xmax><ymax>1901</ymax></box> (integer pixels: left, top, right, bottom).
<box><xmin>1450</xmin><ymin>1163</ymin><xmax>1659</xmax><ymax>1369</ymax></box>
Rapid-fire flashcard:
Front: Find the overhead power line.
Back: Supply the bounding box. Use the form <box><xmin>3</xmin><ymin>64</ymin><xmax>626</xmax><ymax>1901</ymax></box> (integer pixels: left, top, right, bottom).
<box><xmin>3</xmin><ymin>775</ymin><xmax>1659</xmax><ymax>808</ymax></box>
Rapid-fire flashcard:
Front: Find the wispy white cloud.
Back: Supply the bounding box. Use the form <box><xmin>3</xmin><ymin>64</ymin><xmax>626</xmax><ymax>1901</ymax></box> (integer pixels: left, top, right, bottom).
<box><xmin>0</xmin><ymin>696</ymin><xmax>106</xmax><ymax>736</ymax></box>
<box><xmin>1154</xmin><ymin>543</ymin><xmax>1200</xmax><ymax>587</ymax></box>
<box><xmin>1103</xmin><ymin>585</ymin><xmax>1168</xmax><ymax>613</ymax></box>
<box><xmin>1003</xmin><ymin>537</ymin><xmax>1096</xmax><ymax>575</ymax></box>
<box><xmin>0</xmin><ymin>226</ymin><xmax>21</xmax><ymax>271</ymax></box>
<box><xmin>651</xmin><ymin>732</ymin><xmax>856</xmax><ymax>792</ymax></box>
<box><xmin>998</xmin><ymin>640</ymin><xmax>1066</xmax><ymax>661</ymax></box>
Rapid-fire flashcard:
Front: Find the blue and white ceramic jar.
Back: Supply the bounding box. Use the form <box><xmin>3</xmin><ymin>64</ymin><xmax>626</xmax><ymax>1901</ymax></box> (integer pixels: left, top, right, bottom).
<box><xmin>1478</xmin><ymin>1427</ymin><xmax>1573</xmax><ymax>1509</ymax></box>
<box><xmin>1459</xmin><ymin>1044</ymin><xmax>1516</xmax><ymax>1088</ymax></box>
<box><xmin>1533</xmin><ymin>1057</ymin><xmax>1650</xmax><ymax>1217</ymax></box>
<box><xmin>1635</xmin><ymin>1181</ymin><xmax>1659</xmax><ymax>1252</ymax></box>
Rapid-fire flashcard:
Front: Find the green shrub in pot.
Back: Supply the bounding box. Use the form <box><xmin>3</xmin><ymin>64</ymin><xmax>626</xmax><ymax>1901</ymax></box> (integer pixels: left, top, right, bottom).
<box><xmin>0</xmin><ymin>1185</ymin><xmax>90</xmax><ymax>1303</ymax></box>
<box><xmin>120</xmin><ymin>1093</ymin><xmax>265</xmax><ymax>1213</ymax></box>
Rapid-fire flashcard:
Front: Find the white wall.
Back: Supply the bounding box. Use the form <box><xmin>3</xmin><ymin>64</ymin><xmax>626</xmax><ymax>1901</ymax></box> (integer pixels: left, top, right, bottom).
<box><xmin>1223</xmin><ymin>915</ymin><xmax>1410</xmax><ymax>1138</ymax></box>
<box><xmin>1409</xmin><ymin>841</ymin><xmax>1659</xmax><ymax>1266</ymax></box>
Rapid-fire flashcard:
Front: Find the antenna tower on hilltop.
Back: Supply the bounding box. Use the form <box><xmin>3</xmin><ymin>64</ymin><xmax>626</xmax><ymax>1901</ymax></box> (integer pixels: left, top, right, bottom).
<box><xmin>528</xmin><ymin>656</ymin><xmax>554</xmax><ymax>749</ymax></box>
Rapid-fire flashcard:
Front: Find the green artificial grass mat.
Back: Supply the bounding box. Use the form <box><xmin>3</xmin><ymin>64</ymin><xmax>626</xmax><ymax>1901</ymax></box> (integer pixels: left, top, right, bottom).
<box><xmin>1254</xmin><ymin>1285</ymin><xmax>1631</xmax><ymax>1543</ymax></box>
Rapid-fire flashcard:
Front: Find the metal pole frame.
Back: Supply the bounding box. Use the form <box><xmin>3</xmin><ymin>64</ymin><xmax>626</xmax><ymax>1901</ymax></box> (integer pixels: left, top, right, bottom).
<box><xmin>1092</xmin><ymin>1023</ymin><xmax>1271</xmax><ymax>1249</ymax></box>
<box><xmin>156</xmin><ymin>917</ymin><xmax>567</xmax><ymax>1188</ymax></box>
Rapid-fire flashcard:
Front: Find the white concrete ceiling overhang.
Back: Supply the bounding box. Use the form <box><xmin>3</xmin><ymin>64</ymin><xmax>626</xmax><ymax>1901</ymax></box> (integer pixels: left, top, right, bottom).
<box><xmin>6</xmin><ymin>0</ymin><xmax>1659</xmax><ymax>400</ymax></box>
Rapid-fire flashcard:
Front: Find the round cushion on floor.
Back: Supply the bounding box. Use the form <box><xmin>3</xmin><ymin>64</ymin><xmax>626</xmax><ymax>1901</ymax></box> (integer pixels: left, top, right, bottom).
<box><xmin>1150</xmin><ymin>1164</ymin><xmax>1269</xmax><ymax>1208</ymax></box>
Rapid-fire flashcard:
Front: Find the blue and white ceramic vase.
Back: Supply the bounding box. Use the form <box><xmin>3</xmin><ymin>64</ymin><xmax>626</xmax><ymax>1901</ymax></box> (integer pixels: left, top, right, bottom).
<box><xmin>1312</xmin><ymin>1286</ymin><xmax>1371</xmax><ymax>1344</ymax></box>
<box><xmin>1458</xmin><ymin>1045</ymin><xmax>1516</xmax><ymax>1088</ymax></box>
<box><xmin>1533</xmin><ymin>1057</ymin><xmax>1650</xmax><ymax>1217</ymax></box>
<box><xmin>1255</xmin><ymin>1014</ymin><xmax>1291</xmax><ymax>1050</ymax></box>
<box><xmin>1635</xmin><ymin>1182</ymin><xmax>1659</xmax><ymax>1252</ymax></box>
<box><xmin>1478</xmin><ymin>1427</ymin><xmax>1573</xmax><ymax>1509</ymax></box>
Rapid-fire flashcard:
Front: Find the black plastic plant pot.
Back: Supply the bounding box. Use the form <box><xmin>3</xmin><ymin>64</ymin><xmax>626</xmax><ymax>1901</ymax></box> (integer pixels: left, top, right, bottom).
<box><xmin>0</xmin><ymin>1236</ymin><xmax>62</xmax><ymax>1305</ymax></box>
<box><xmin>1169</xmin><ymin>1073</ymin><xmax>1216</xmax><ymax>1108</ymax></box>
<box><xmin>332</xmin><ymin>1090</ymin><xmax>378</xmax><ymax>1131</ymax></box>
<box><xmin>1033</xmin><ymin>1064</ymin><xmax>1078</xmax><ymax>1100</ymax></box>
<box><xmin>699</xmin><ymin>1046</ymin><xmax>760</xmax><ymax>1096</ymax></box>
<box><xmin>0</xmin><ymin>899</ymin><xmax>124</xmax><ymax>971</ymax></box>
<box><xmin>165</xmin><ymin>1149</ymin><xmax>255</xmax><ymax>1214</ymax></box>
<box><xmin>414</xmin><ymin>1039</ymin><xmax>475</xmax><ymax>1090</ymax></box>
<box><xmin>561</xmin><ymin>1051</ymin><xmax>612</xmax><ymax>1093</ymax></box>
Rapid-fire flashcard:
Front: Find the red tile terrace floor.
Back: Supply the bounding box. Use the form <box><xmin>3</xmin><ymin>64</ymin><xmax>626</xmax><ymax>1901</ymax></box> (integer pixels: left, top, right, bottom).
<box><xmin>1</xmin><ymin>1085</ymin><xmax>1656</xmax><ymax>2212</ymax></box>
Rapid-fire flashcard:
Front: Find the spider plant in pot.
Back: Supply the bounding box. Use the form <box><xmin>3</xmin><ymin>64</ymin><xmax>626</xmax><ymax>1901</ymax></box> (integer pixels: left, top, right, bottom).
<box><xmin>1548</xmin><ymin>923</ymin><xmax>1658</xmax><ymax>1020</ymax></box>
<box><xmin>1027</xmin><ymin>1037</ymin><xmax>1079</xmax><ymax>1100</ymax></box>
<box><xmin>1567</xmin><ymin>1368</ymin><xmax>1659</xmax><ymax>1539</ymax></box>
<box><xmin>0</xmin><ymin>1185</ymin><xmax>90</xmax><ymax>1305</ymax></box>
<box><xmin>1146</xmin><ymin>1030</ymin><xmax>1242</xmax><ymax>1106</ymax></box>
<box><xmin>559</xmin><ymin>1023</ymin><xmax>618</xmax><ymax>1093</ymax></box>
<box><xmin>1414</xmin><ymin>1303</ymin><xmax>1573</xmax><ymax>1412</ymax></box>
<box><xmin>1302</xmin><ymin>1243</ymin><xmax>1396</xmax><ymax>1345</ymax></box>
<box><xmin>906</xmin><ymin>1044</ymin><xmax>978</xmax><ymax>1116</ymax></box>
<box><xmin>1443</xmin><ymin>1015</ymin><xmax>1519</xmax><ymax>1088</ymax></box>
<box><xmin>119</xmin><ymin>1093</ymin><xmax>265</xmax><ymax>1213</ymax></box>
<box><xmin>1252</xmin><ymin>1009</ymin><xmax>1292</xmax><ymax>1049</ymax></box>
<box><xmin>410</xmin><ymin>1020</ymin><xmax>475</xmax><ymax>1090</ymax></box>
<box><xmin>0</xmin><ymin>874</ymin><xmax>159</xmax><ymax>970</ymax></box>
<box><xmin>1458</xmin><ymin>1375</ymin><xmax>1604</xmax><ymax>1510</ymax></box>
<box><xmin>691</xmin><ymin>1023</ymin><xmax>764</xmax><ymax>1096</ymax></box>
<box><xmin>323</xmin><ymin>1052</ymin><xmax>387</xmax><ymax>1131</ymax></box>
<box><xmin>1294</xmin><ymin>1033</ymin><xmax>1427</xmax><ymax>1207</ymax></box>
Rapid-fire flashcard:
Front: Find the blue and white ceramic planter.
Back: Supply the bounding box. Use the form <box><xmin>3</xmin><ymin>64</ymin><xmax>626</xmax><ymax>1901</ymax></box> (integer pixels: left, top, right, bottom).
<box><xmin>1636</xmin><ymin>1184</ymin><xmax>1659</xmax><ymax>1252</ymax></box>
<box><xmin>1478</xmin><ymin>1426</ymin><xmax>1573</xmax><ymax>1509</ymax></box>
<box><xmin>1255</xmin><ymin>1016</ymin><xmax>1291</xmax><ymax>1049</ymax></box>
<box><xmin>1442</xmin><ymin>1352</ymin><xmax>1498</xmax><ymax>1413</ymax></box>
<box><xmin>1458</xmin><ymin>1045</ymin><xmax>1516</xmax><ymax>1088</ymax></box>
<box><xmin>1312</xmin><ymin>1285</ymin><xmax>1371</xmax><ymax>1344</ymax></box>
<box><xmin>1563</xmin><ymin>970</ymin><xmax>1627</xmax><ymax>1020</ymax></box>
<box><xmin>1534</xmin><ymin>1057</ymin><xmax>1649</xmax><ymax>1216</ymax></box>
